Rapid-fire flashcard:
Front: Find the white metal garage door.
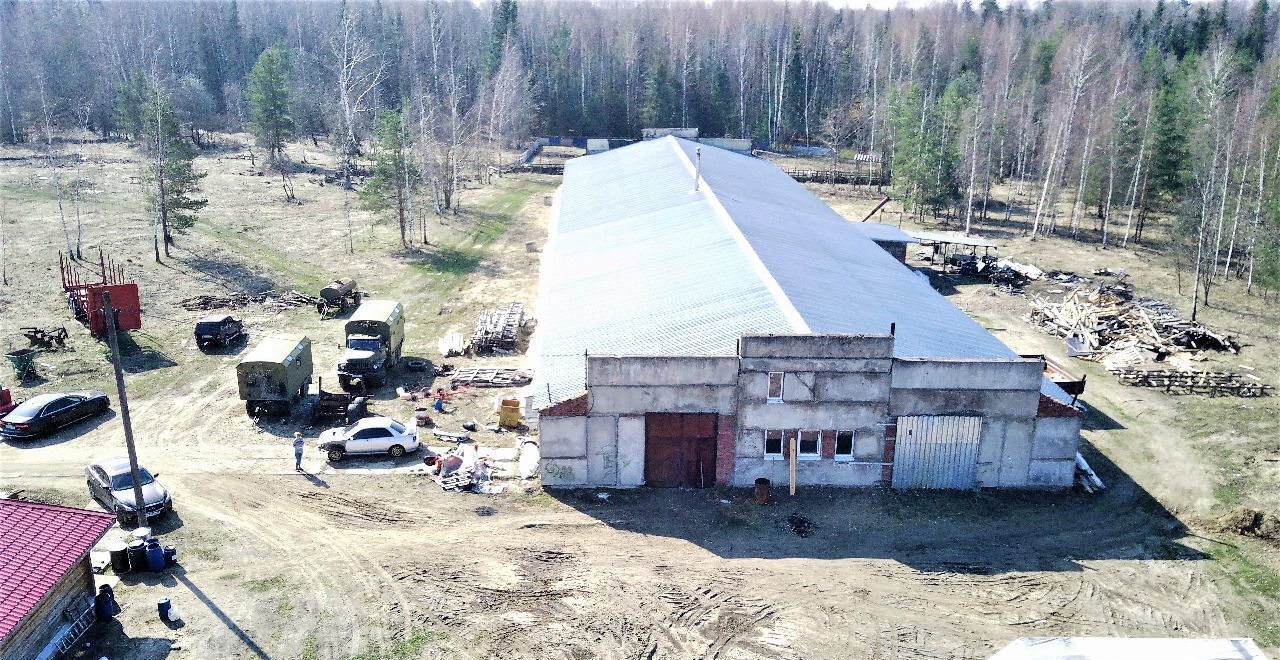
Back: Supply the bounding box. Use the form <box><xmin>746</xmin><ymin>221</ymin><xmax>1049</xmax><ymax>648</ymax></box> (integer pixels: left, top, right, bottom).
<box><xmin>891</xmin><ymin>416</ymin><xmax>983</xmax><ymax>489</ymax></box>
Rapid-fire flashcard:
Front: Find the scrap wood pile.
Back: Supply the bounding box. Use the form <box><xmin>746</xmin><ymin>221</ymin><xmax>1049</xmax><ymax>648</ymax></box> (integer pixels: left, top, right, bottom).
<box><xmin>1112</xmin><ymin>369</ymin><xmax>1272</xmax><ymax>397</ymax></box>
<box><xmin>180</xmin><ymin>290</ymin><xmax>321</xmax><ymax>312</ymax></box>
<box><xmin>1026</xmin><ymin>286</ymin><xmax>1240</xmax><ymax>364</ymax></box>
<box><xmin>449</xmin><ymin>367</ymin><xmax>532</xmax><ymax>388</ymax></box>
<box><xmin>470</xmin><ymin>302</ymin><xmax>526</xmax><ymax>353</ymax></box>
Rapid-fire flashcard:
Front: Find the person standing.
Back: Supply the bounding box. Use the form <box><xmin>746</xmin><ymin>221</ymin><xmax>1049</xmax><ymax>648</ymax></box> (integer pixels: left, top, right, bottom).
<box><xmin>293</xmin><ymin>432</ymin><xmax>305</xmax><ymax>472</ymax></box>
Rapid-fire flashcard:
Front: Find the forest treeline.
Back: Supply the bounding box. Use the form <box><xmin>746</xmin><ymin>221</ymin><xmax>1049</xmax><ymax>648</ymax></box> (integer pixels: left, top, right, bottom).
<box><xmin>1</xmin><ymin>0</ymin><xmax>1279</xmax><ymax>304</ymax></box>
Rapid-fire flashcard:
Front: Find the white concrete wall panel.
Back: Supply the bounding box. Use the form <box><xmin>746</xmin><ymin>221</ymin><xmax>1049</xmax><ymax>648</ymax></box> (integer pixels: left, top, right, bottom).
<box><xmin>740</xmin><ymin>334</ymin><xmax>893</xmax><ymax>359</ymax></box>
<box><xmin>539</xmin><ymin>416</ymin><xmax>587</xmax><ymax>458</ymax></box>
<box><xmin>588</xmin><ymin>385</ymin><xmax>737</xmax><ymax>415</ymax></box>
<box><xmin>542</xmin><ymin>458</ymin><xmax>589</xmax><ymax>486</ymax></box>
<box><xmin>586</xmin><ymin>415</ymin><xmax>620</xmax><ymax>485</ymax></box>
<box><xmin>814</xmin><ymin>372</ymin><xmax>892</xmax><ymax>402</ymax></box>
<box><xmin>1032</xmin><ymin>417</ymin><xmax>1082</xmax><ymax>460</ymax></box>
<box><xmin>617</xmin><ymin>416</ymin><xmax>646</xmax><ymax>486</ymax></box>
<box><xmin>891</xmin><ymin>359</ymin><xmax>1043</xmax><ymax>391</ymax></box>
<box><xmin>587</xmin><ymin>356</ymin><xmax>740</xmax><ymax>386</ymax></box>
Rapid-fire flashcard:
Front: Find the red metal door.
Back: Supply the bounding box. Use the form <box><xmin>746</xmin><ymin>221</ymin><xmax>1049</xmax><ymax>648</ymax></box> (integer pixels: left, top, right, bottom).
<box><xmin>644</xmin><ymin>413</ymin><xmax>717</xmax><ymax>488</ymax></box>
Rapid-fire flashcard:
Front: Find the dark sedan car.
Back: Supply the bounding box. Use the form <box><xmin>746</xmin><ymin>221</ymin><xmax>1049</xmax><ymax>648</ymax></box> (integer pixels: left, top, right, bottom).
<box><xmin>86</xmin><ymin>456</ymin><xmax>173</xmax><ymax>525</ymax></box>
<box><xmin>0</xmin><ymin>391</ymin><xmax>110</xmax><ymax>440</ymax></box>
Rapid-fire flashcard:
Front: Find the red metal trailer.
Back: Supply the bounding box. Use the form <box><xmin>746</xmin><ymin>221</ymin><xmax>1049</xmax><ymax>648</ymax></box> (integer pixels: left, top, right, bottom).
<box><xmin>60</xmin><ymin>251</ymin><xmax>141</xmax><ymax>336</ymax></box>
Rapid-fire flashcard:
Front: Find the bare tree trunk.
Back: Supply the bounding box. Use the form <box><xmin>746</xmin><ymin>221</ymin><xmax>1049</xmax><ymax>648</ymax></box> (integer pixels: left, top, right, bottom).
<box><xmin>1223</xmin><ymin>131</ymin><xmax>1256</xmax><ymax>279</ymax></box>
<box><xmin>1246</xmin><ymin>137</ymin><xmax>1276</xmax><ymax>293</ymax></box>
<box><xmin>964</xmin><ymin>92</ymin><xmax>982</xmax><ymax>236</ymax></box>
<box><xmin>37</xmin><ymin>75</ymin><xmax>75</xmax><ymax>258</ymax></box>
<box><xmin>1122</xmin><ymin>94</ymin><xmax>1154</xmax><ymax>249</ymax></box>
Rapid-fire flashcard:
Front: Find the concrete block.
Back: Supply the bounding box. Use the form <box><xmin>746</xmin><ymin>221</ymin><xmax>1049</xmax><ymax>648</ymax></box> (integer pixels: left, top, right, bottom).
<box><xmin>975</xmin><ymin>461</ymin><xmax>998</xmax><ymax>487</ymax></box>
<box><xmin>541</xmin><ymin>458</ymin><xmax>588</xmax><ymax>487</ymax></box>
<box><xmin>587</xmin><ymin>356</ymin><xmax>739</xmax><ymax>387</ymax></box>
<box><xmin>737</xmin><ymin>427</ymin><xmax>764</xmax><ymax>458</ymax></box>
<box><xmin>733</xmin><ymin>457</ymin><xmax>882</xmax><ymax>487</ymax></box>
<box><xmin>976</xmin><ymin>418</ymin><xmax>1008</xmax><ymax>465</ymax></box>
<box><xmin>814</xmin><ymin>372</ymin><xmax>891</xmax><ymax>402</ymax></box>
<box><xmin>539</xmin><ymin>416</ymin><xmax>587</xmax><ymax>458</ymax></box>
<box><xmin>588</xmin><ymin>385</ymin><xmax>737</xmax><ymax>415</ymax></box>
<box><xmin>996</xmin><ymin>422</ymin><xmax>1034</xmax><ymax>488</ymax></box>
<box><xmin>888</xmin><ymin>388</ymin><xmax>1039</xmax><ymax>418</ymax></box>
<box><xmin>739</xmin><ymin>358</ymin><xmax>893</xmax><ymax>373</ymax></box>
<box><xmin>1027</xmin><ymin>459</ymin><xmax>1075</xmax><ymax>487</ymax></box>
<box><xmin>587</xmin><ymin>416</ymin><xmax>619</xmax><ymax>485</ymax></box>
<box><xmin>738</xmin><ymin>401</ymin><xmax>887</xmax><ymax>432</ymax></box>
<box><xmin>890</xmin><ymin>358</ymin><xmax>1043</xmax><ymax>391</ymax></box>
<box><xmin>853</xmin><ymin>430</ymin><xmax>881</xmax><ymax>461</ymax></box>
<box><xmin>740</xmin><ymin>334</ymin><xmax>894</xmax><ymax>359</ymax></box>
<box><xmin>617</xmin><ymin>416</ymin><xmax>645</xmax><ymax>486</ymax></box>
<box><xmin>1032</xmin><ymin>416</ymin><xmax>1081</xmax><ymax>460</ymax></box>
<box><xmin>782</xmin><ymin>372</ymin><xmax>816</xmax><ymax>402</ymax></box>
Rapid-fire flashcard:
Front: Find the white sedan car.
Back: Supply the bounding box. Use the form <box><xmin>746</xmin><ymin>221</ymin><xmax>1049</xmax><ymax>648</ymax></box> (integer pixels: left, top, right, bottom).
<box><xmin>318</xmin><ymin>416</ymin><xmax>419</xmax><ymax>462</ymax></box>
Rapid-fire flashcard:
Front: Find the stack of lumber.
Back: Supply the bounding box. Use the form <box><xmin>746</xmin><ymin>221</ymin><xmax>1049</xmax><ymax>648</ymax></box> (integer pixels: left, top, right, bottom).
<box><xmin>1112</xmin><ymin>369</ymin><xmax>1273</xmax><ymax>397</ymax></box>
<box><xmin>1025</xmin><ymin>286</ymin><xmax>1240</xmax><ymax>364</ymax></box>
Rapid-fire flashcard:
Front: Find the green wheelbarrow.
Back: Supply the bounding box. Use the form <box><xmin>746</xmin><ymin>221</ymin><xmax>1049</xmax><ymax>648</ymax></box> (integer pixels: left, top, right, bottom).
<box><xmin>5</xmin><ymin>348</ymin><xmax>37</xmax><ymax>380</ymax></box>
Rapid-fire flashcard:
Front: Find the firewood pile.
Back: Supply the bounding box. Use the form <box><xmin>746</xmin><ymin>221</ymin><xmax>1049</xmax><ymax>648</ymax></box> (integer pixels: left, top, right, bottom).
<box><xmin>1026</xmin><ymin>286</ymin><xmax>1241</xmax><ymax>367</ymax></box>
<box><xmin>470</xmin><ymin>302</ymin><xmax>525</xmax><ymax>353</ymax></box>
<box><xmin>1112</xmin><ymin>369</ymin><xmax>1272</xmax><ymax>397</ymax></box>
<box><xmin>180</xmin><ymin>290</ymin><xmax>321</xmax><ymax>312</ymax></box>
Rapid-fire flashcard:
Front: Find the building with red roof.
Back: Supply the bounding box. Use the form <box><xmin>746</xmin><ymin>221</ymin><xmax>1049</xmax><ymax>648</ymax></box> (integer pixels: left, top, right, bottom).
<box><xmin>0</xmin><ymin>499</ymin><xmax>115</xmax><ymax>659</ymax></box>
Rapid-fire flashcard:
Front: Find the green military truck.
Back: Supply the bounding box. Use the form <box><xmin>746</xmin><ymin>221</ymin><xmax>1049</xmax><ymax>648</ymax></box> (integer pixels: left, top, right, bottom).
<box><xmin>238</xmin><ymin>334</ymin><xmax>313</xmax><ymax>416</ymax></box>
<box><xmin>338</xmin><ymin>300</ymin><xmax>404</xmax><ymax>390</ymax></box>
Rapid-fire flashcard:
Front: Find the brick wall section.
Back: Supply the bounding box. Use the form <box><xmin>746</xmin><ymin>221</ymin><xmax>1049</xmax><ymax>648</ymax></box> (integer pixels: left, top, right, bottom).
<box><xmin>880</xmin><ymin>424</ymin><xmax>897</xmax><ymax>484</ymax></box>
<box><xmin>715</xmin><ymin>415</ymin><xmax>736</xmax><ymax>485</ymax></box>
<box><xmin>539</xmin><ymin>392</ymin><xmax>588</xmax><ymax>416</ymax></box>
<box><xmin>820</xmin><ymin>430</ymin><xmax>836</xmax><ymax>459</ymax></box>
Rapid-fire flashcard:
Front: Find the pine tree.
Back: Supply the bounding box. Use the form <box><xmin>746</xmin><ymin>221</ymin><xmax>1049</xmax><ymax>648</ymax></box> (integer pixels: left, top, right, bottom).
<box><xmin>140</xmin><ymin>88</ymin><xmax>207</xmax><ymax>258</ymax></box>
<box><xmin>246</xmin><ymin>45</ymin><xmax>294</xmax><ymax>164</ymax></box>
<box><xmin>485</xmin><ymin>0</ymin><xmax>519</xmax><ymax>77</ymax></box>
<box><xmin>359</xmin><ymin>110</ymin><xmax>419</xmax><ymax>247</ymax></box>
<box><xmin>1149</xmin><ymin>73</ymin><xmax>1191</xmax><ymax>202</ymax></box>
<box><xmin>114</xmin><ymin>73</ymin><xmax>148</xmax><ymax>140</ymax></box>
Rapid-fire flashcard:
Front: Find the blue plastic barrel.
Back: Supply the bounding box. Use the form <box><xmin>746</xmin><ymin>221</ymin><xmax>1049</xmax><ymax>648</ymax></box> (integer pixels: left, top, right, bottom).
<box><xmin>163</xmin><ymin>545</ymin><xmax>177</xmax><ymax>566</ymax></box>
<box><xmin>157</xmin><ymin>598</ymin><xmax>171</xmax><ymax>621</ymax></box>
<box><xmin>145</xmin><ymin>539</ymin><xmax>165</xmax><ymax>572</ymax></box>
<box><xmin>126</xmin><ymin>539</ymin><xmax>148</xmax><ymax>572</ymax></box>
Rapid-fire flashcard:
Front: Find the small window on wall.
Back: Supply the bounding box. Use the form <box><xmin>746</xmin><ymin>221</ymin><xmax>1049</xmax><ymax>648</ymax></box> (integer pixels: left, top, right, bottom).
<box><xmin>798</xmin><ymin>430</ymin><xmax>820</xmax><ymax>458</ymax></box>
<box><xmin>767</xmin><ymin>372</ymin><xmax>785</xmax><ymax>402</ymax></box>
<box><xmin>835</xmin><ymin>430</ymin><xmax>854</xmax><ymax>459</ymax></box>
<box><xmin>764</xmin><ymin>430</ymin><xmax>784</xmax><ymax>459</ymax></box>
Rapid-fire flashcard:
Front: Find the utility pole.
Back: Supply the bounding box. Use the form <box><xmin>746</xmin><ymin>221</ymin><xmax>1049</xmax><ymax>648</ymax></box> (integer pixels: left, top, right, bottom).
<box><xmin>102</xmin><ymin>290</ymin><xmax>147</xmax><ymax>530</ymax></box>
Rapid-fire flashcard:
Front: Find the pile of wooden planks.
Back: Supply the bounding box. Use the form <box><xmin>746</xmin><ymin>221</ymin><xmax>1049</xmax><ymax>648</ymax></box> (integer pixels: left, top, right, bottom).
<box><xmin>179</xmin><ymin>290</ymin><xmax>320</xmax><ymax>311</ymax></box>
<box><xmin>1112</xmin><ymin>369</ymin><xmax>1273</xmax><ymax>397</ymax></box>
<box><xmin>470</xmin><ymin>302</ymin><xmax>525</xmax><ymax>353</ymax></box>
<box><xmin>449</xmin><ymin>368</ymin><xmax>533</xmax><ymax>388</ymax></box>
<box><xmin>1026</xmin><ymin>286</ymin><xmax>1239</xmax><ymax>367</ymax></box>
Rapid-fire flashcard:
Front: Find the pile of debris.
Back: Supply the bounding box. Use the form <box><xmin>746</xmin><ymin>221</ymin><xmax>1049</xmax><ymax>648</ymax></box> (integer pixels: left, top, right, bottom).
<box><xmin>449</xmin><ymin>368</ymin><xmax>533</xmax><ymax>388</ymax></box>
<box><xmin>1112</xmin><ymin>369</ymin><xmax>1272</xmax><ymax>397</ymax></box>
<box><xmin>1214</xmin><ymin>506</ymin><xmax>1280</xmax><ymax>543</ymax></box>
<box><xmin>1026</xmin><ymin>286</ymin><xmax>1240</xmax><ymax>368</ymax></box>
<box><xmin>470</xmin><ymin>302</ymin><xmax>526</xmax><ymax>353</ymax></box>
<box><xmin>179</xmin><ymin>290</ymin><xmax>321</xmax><ymax>312</ymax></box>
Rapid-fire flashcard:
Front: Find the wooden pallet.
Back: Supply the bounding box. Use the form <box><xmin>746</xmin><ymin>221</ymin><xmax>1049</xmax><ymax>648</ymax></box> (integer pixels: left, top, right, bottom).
<box><xmin>449</xmin><ymin>368</ymin><xmax>533</xmax><ymax>388</ymax></box>
<box><xmin>1111</xmin><ymin>368</ymin><xmax>1273</xmax><ymax>397</ymax></box>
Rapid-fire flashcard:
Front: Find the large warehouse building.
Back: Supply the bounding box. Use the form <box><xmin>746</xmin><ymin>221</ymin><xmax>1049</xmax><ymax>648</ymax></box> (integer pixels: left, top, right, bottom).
<box><xmin>529</xmin><ymin>136</ymin><xmax>1080</xmax><ymax>490</ymax></box>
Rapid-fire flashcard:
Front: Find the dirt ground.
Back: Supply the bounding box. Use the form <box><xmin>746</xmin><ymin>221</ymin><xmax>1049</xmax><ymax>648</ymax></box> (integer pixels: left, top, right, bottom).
<box><xmin>1</xmin><ymin>140</ymin><xmax>1278</xmax><ymax>659</ymax></box>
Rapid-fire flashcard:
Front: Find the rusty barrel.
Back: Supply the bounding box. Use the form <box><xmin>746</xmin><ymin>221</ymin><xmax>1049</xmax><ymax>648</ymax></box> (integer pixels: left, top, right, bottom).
<box><xmin>754</xmin><ymin>478</ymin><xmax>770</xmax><ymax>505</ymax></box>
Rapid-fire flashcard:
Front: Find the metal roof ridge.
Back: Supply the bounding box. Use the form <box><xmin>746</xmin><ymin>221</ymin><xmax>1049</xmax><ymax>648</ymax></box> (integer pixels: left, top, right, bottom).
<box><xmin>665</xmin><ymin>137</ymin><xmax>811</xmax><ymax>333</ymax></box>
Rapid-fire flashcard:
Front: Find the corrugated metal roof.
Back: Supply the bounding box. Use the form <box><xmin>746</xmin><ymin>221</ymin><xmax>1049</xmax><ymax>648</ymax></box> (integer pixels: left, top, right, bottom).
<box><xmin>0</xmin><ymin>500</ymin><xmax>115</xmax><ymax>642</ymax></box>
<box><xmin>532</xmin><ymin>137</ymin><xmax>1063</xmax><ymax>407</ymax></box>
<box><xmin>850</xmin><ymin>223</ymin><xmax>917</xmax><ymax>243</ymax></box>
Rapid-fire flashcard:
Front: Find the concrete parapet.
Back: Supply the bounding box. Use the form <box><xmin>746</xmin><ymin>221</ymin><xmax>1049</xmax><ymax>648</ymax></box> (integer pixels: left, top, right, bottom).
<box><xmin>739</xmin><ymin>334</ymin><xmax>893</xmax><ymax>360</ymax></box>
<box><xmin>890</xmin><ymin>358</ymin><xmax>1043</xmax><ymax>391</ymax></box>
<box><xmin>587</xmin><ymin>356</ymin><xmax>739</xmax><ymax>387</ymax></box>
